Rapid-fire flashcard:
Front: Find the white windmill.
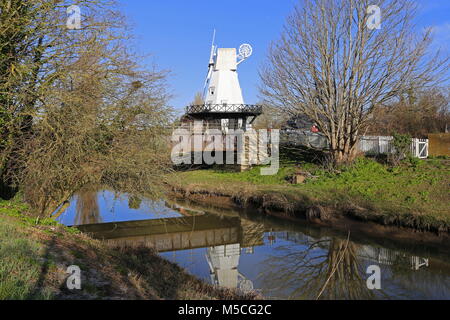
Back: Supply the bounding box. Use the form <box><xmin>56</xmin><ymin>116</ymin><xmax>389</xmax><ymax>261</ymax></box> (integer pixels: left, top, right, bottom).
<box><xmin>199</xmin><ymin>31</ymin><xmax>255</xmax><ymax>131</ymax></box>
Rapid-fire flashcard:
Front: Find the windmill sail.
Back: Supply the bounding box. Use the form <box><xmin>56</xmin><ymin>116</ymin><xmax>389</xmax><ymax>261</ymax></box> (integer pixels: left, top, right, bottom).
<box><xmin>203</xmin><ymin>30</ymin><xmax>216</xmax><ymax>99</ymax></box>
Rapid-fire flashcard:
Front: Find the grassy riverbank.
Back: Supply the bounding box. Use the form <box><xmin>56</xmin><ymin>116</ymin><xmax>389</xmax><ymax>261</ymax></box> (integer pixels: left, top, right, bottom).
<box><xmin>169</xmin><ymin>156</ymin><xmax>450</xmax><ymax>234</ymax></box>
<box><xmin>0</xmin><ymin>198</ymin><xmax>256</xmax><ymax>300</ymax></box>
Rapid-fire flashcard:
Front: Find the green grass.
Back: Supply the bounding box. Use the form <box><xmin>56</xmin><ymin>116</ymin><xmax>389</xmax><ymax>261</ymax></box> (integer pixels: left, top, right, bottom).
<box><xmin>180</xmin><ymin>165</ymin><xmax>296</xmax><ymax>185</ymax></box>
<box><xmin>171</xmin><ymin>154</ymin><xmax>450</xmax><ymax>231</ymax></box>
<box><xmin>0</xmin><ymin>197</ymin><xmax>63</xmax><ymax>299</ymax></box>
<box><xmin>300</xmin><ymin>158</ymin><xmax>449</xmax><ymax>221</ymax></box>
<box><xmin>0</xmin><ymin>197</ymin><xmax>60</xmax><ymax>227</ymax></box>
<box><xmin>0</xmin><ymin>220</ymin><xmax>53</xmax><ymax>299</ymax></box>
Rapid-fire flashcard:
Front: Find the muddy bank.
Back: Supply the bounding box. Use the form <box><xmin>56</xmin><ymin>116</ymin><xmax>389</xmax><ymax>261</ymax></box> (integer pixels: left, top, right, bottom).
<box><xmin>169</xmin><ymin>187</ymin><xmax>450</xmax><ymax>251</ymax></box>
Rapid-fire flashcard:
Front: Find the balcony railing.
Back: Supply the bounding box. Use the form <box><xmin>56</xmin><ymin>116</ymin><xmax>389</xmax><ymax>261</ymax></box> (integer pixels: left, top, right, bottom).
<box><xmin>186</xmin><ymin>104</ymin><xmax>263</xmax><ymax>115</ymax></box>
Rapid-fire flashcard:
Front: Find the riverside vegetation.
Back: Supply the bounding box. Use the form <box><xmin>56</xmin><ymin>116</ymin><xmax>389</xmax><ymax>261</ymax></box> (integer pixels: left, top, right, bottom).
<box><xmin>169</xmin><ymin>151</ymin><xmax>450</xmax><ymax>235</ymax></box>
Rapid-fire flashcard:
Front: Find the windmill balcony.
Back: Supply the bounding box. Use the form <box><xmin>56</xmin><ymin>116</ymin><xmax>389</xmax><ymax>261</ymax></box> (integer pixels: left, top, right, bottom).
<box><xmin>185</xmin><ymin>104</ymin><xmax>262</xmax><ymax>119</ymax></box>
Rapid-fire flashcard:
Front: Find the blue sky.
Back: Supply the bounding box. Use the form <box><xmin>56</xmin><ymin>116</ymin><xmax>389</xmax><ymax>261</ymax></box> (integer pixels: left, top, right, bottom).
<box><xmin>117</xmin><ymin>0</ymin><xmax>450</xmax><ymax>115</ymax></box>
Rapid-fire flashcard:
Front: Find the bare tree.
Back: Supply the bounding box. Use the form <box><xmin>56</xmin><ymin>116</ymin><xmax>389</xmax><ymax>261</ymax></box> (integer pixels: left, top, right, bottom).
<box><xmin>1</xmin><ymin>1</ymin><xmax>173</xmax><ymax>215</ymax></box>
<box><xmin>0</xmin><ymin>0</ymin><xmax>127</xmax><ymax>195</ymax></box>
<box><xmin>260</xmin><ymin>0</ymin><xmax>449</xmax><ymax>163</ymax></box>
<box><xmin>191</xmin><ymin>92</ymin><xmax>205</xmax><ymax>105</ymax></box>
<box><xmin>252</xmin><ymin>104</ymin><xmax>288</xmax><ymax>130</ymax></box>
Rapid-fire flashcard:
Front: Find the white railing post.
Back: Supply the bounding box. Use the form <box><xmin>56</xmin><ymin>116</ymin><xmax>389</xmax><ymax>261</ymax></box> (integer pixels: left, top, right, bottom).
<box><xmin>411</xmin><ymin>138</ymin><xmax>417</xmax><ymax>158</ymax></box>
<box><xmin>378</xmin><ymin>136</ymin><xmax>381</xmax><ymax>154</ymax></box>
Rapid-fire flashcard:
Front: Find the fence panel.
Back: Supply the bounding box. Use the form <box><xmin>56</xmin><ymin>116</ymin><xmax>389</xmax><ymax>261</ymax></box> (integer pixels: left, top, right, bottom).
<box><xmin>266</xmin><ymin>130</ymin><xmax>429</xmax><ymax>158</ymax></box>
<box><xmin>359</xmin><ymin>136</ymin><xmax>428</xmax><ymax>158</ymax></box>
<box><xmin>358</xmin><ymin>136</ymin><xmax>394</xmax><ymax>155</ymax></box>
<box><xmin>428</xmin><ymin>133</ymin><xmax>450</xmax><ymax>157</ymax></box>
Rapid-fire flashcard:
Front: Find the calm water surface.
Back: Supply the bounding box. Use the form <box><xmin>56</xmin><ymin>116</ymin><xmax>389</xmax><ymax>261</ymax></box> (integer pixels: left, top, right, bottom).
<box><xmin>56</xmin><ymin>190</ymin><xmax>450</xmax><ymax>300</ymax></box>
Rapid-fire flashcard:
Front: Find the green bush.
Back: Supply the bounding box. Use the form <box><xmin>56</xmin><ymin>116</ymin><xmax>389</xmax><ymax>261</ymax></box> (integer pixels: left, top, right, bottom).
<box><xmin>406</xmin><ymin>156</ymin><xmax>423</xmax><ymax>168</ymax></box>
<box><xmin>390</xmin><ymin>133</ymin><xmax>411</xmax><ymax>166</ymax></box>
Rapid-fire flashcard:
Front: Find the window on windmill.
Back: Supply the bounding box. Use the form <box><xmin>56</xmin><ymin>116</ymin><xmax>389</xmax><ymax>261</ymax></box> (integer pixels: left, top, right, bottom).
<box><xmin>221</xmin><ymin>100</ymin><xmax>228</xmax><ymax>105</ymax></box>
<box><xmin>209</xmin><ymin>87</ymin><xmax>215</xmax><ymax>95</ymax></box>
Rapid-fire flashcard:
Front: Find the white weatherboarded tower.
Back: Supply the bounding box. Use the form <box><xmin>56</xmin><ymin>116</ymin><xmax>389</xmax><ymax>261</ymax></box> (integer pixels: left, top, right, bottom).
<box><xmin>204</xmin><ymin>47</ymin><xmax>245</xmax><ymax>105</ymax></box>
<box><xmin>197</xmin><ymin>31</ymin><xmax>255</xmax><ymax>131</ymax></box>
<box><xmin>184</xmin><ymin>32</ymin><xmax>260</xmax><ymax>131</ymax></box>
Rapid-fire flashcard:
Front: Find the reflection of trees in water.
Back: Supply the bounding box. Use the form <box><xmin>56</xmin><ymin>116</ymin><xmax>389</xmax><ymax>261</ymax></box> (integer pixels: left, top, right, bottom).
<box><xmin>75</xmin><ymin>189</ymin><xmax>101</xmax><ymax>225</ymax></box>
<box><xmin>258</xmin><ymin>237</ymin><xmax>380</xmax><ymax>300</ymax></box>
<box><xmin>317</xmin><ymin>238</ymin><xmax>375</xmax><ymax>300</ymax></box>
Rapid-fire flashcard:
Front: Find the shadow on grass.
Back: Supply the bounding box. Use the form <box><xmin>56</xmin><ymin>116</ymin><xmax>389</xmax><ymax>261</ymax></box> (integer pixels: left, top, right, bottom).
<box><xmin>27</xmin><ymin>235</ymin><xmax>57</xmax><ymax>299</ymax></box>
<box><xmin>280</xmin><ymin>145</ymin><xmax>327</xmax><ymax>165</ymax></box>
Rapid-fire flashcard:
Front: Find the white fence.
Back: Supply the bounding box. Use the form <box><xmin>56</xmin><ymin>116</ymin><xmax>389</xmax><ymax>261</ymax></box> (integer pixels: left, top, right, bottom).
<box><xmin>280</xmin><ymin>130</ymin><xmax>429</xmax><ymax>158</ymax></box>
<box><xmin>359</xmin><ymin>136</ymin><xmax>428</xmax><ymax>158</ymax></box>
<box><xmin>358</xmin><ymin>136</ymin><xmax>394</xmax><ymax>154</ymax></box>
<box><xmin>411</xmin><ymin>138</ymin><xmax>429</xmax><ymax>159</ymax></box>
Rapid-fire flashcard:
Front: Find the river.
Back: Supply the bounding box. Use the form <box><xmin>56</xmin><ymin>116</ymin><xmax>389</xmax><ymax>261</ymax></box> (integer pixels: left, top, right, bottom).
<box><xmin>55</xmin><ymin>189</ymin><xmax>450</xmax><ymax>300</ymax></box>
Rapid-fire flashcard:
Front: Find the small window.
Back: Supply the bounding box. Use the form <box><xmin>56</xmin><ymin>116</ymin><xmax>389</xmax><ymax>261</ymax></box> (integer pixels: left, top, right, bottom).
<box><xmin>209</xmin><ymin>87</ymin><xmax>215</xmax><ymax>95</ymax></box>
